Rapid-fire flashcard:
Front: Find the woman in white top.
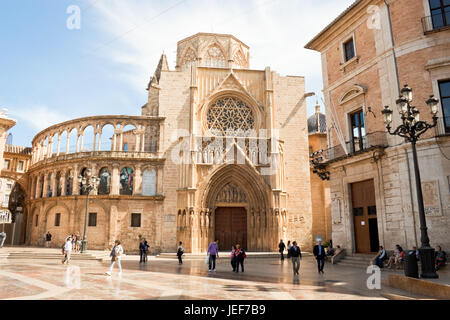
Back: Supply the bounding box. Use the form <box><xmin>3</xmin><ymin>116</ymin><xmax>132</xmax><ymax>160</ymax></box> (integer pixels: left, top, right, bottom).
<box><xmin>106</xmin><ymin>240</ymin><xmax>123</xmax><ymax>276</ymax></box>
<box><xmin>62</xmin><ymin>236</ymin><xmax>73</xmax><ymax>265</ymax></box>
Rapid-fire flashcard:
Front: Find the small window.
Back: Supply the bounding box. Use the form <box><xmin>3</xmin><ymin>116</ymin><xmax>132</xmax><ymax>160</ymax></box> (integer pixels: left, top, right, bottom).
<box><xmin>35</xmin><ymin>215</ymin><xmax>39</xmax><ymax>227</ymax></box>
<box><xmin>17</xmin><ymin>161</ymin><xmax>24</xmax><ymax>172</ymax></box>
<box><xmin>438</xmin><ymin>79</ymin><xmax>450</xmax><ymax>133</ymax></box>
<box><xmin>6</xmin><ymin>183</ymin><xmax>12</xmax><ymax>190</ymax></box>
<box><xmin>4</xmin><ymin>159</ymin><xmax>10</xmax><ymax>170</ymax></box>
<box><xmin>54</xmin><ymin>213</ymin><xmax>61</xmax><ymax>227</ymax></box>
<box><xmin>123</xmin><ymin>143</ymin><xmax>128</xmax><ymax>152</ymax></box>
<box><xmin>3</xmin><ymin>194</ymin><xmax>9</xmax><ymax>207</ymax></box>
<box><xmin>88</xmin><ymin>212</ymin><xmax>97</xmax><ymax>227</ymax></box>
<box><xmin>131</xmin><ymin>213</ymin><xmax>141</xmax><ymax>227</ymax></box>
<box><xmin>353</xmin><ymin>207</ymin><xmax>364</xmax><ymax>217</ymax></box>
<box><xmin>429</xmin><ymin>0</ymin><xmax>450</xmax><ymax>29</ymax></box>
<box><xmin>343</xmin><ymin>38</ymin><xmax>355</xmax><ymax>62</ymax></box>
<box><xmin>368</xmin><ymin>206</ymin><xmax>377</xmax><ymax>216</ymax></box>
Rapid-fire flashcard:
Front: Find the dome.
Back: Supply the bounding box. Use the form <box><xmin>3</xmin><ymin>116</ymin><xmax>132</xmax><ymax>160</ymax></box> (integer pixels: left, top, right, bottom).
<box><xmin>308</xmin><ymin>104</ymin><xmax>326</xmax><ymax>134</ymax></box>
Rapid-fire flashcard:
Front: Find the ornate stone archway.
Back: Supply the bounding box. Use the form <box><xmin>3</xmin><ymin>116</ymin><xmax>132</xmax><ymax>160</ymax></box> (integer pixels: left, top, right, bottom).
<box><xmin>195</xmin><ymin>164</ymin><xmax>277</xmax><ymax>252</ymax></box>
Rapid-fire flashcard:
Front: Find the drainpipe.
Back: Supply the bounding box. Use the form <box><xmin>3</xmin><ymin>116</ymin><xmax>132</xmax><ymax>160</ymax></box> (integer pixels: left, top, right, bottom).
<box><xmin>385</xmin><ymin>0</ymin><xmax>418</xmax><ymax>247</ymax></box>
<box><xmin>384</xmin><ymin>0</ymin><xmax>401</xmax><ymax>92</ymax></box>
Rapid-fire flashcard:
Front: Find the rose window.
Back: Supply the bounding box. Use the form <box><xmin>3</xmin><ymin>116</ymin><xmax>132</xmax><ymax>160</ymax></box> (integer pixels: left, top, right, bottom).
<box><xmin>206</xmin><ymin>97</ymin><xmax>255</xmax><ymax>136</ymax></box>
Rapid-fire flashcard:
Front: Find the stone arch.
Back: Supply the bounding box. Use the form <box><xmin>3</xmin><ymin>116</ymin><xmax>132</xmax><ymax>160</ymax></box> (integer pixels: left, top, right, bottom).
<box><xmin>339</xmin><ymin>84</ymin><xmax>367</xmax><ymax>105</ymax></box>
<box><xmin>201</xmin><ymin>42</ymin><xmax>227</xmax><ymax>68</ymax></box>
<box><xmin>179</xmin><ymin>46</ymin><xmax>198</xmax><ymax>69</ymax></box>
<box><xmin>199</xmin><ymin>164</ymin><xmax>273</xmax><ymax>251</ymax></box>
<box><xmin>201</xmin><ymin>164</ymin><xmax>270</xmax><ymax>211</ymax></box>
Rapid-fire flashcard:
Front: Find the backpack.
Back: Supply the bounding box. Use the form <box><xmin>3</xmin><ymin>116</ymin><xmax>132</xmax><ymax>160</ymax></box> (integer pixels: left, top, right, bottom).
<box><xmin>242</xmin><ymin>250</ymin><xmax>247</xmax><ymax>259</ymax></box>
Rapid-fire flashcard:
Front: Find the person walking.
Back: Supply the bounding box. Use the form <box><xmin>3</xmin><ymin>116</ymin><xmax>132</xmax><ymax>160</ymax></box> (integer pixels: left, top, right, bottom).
<box><xmin>234</xmin><ymin>244</ymin><xmax>246</xmax><ymax>273</ymax></box>
<box><xmin>313</xmin><ymin>240</ymin><xmax>326</xmax><ymax>274</ymax></box>
<box><xmin>106</xmin><ymin>240</ymin><xmax>123</xmax><ymax>276</ymax></box>
<box><xmin>278</xmin><ymin>240</ymin><xmax>286</xmax><ymax>261</ymax></box>
<box><xmin>289</xmin><ymin>241</ymin><xmax>302</xmax><ymax>276</ymax></box>
<box><xmin>62</xmin><ymin>236</ymin><xmax>73</xmax><ymax>264</ymax></box>
<box><xmin>0</xmin><ymin>231</ymin><xmax>6</xmax><ymax>248</ymax></box>
<box><xmin>230</xmin><ymin>245</ymin><xmax>237</xmax><ymax>272</ymax></box>
<box><xmin>45</xmin><ymin>232</ymin><xmax>52</xmax><ymax>248</ymax></box>
<box><xmin>207</xmin><ymin>240</ymin><xmax>219</xmax><ymax>272</ymax></box>
<box><xmin>177</xmin><ymin>241</ymin><xmax>184</xmax><ymax>265</ymax></box>
<box><xmin>139</xmin><ymin>239</ymin><xmax>149</xmax><ymax>263</ymax></box>
<box><xmin>286</xmin><ymin>240</ymin><xmax>292</xmax><ymax>259</ymax></box>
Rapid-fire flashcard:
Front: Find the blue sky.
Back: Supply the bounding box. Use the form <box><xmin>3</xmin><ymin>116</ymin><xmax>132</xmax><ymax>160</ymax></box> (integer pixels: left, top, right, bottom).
<box><xmin>0</xmin><ymin>0</ymin><xmax>354</xmax><ymax>147</ymax></box>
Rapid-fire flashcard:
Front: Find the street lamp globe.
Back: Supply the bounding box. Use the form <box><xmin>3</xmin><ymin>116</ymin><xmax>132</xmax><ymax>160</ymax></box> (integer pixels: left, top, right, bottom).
<box><xmin>426</xmin><ymin>95</ymin><xmax>439</xmax><ymax>116</ymax></box>
<box><xmin>411</xmin><ymin>107</ymin><xmax>420</xmax><ymax>124</ymax></box>
<box><xmin>396</xmin><ymin>96</ymin><xmax>408</xmax><ymax>115</ymax></box>
<box><xmin>401</xmin><ymin>84</ymin><xmax>413</xmax><ymax>102</ymax></box>
<box><xmin>382</xmin><ymin>105</ymin><xmax>393</xmax><ymax>125</ymax></box>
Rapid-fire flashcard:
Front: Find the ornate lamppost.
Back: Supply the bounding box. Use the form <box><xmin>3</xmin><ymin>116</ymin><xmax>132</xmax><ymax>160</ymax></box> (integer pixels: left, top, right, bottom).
<box><xmin>79</xmin><ymin>168</ymin><xmax>99</xmax><ymax>253</ymax></box>
<box><xmin>381</xmin><ymin>84</ymin><xmax>440</xmax><ymax>279</ymax></box>
<box><xmin>310</xmin><ymin>150</ymin><xmax>330</xmax><ymax>181</ymax></box>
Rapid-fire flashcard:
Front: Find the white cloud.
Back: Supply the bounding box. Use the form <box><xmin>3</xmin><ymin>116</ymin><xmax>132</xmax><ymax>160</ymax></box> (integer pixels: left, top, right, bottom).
<box><xmin>9</xmin><ymin>105</ymin><xmax>71</xmax><ymax>132</ymax></box>
<box><xmin>88</xmin><ymin>0</ymin><xmax>355</xmax><ymax>113</ymax></box>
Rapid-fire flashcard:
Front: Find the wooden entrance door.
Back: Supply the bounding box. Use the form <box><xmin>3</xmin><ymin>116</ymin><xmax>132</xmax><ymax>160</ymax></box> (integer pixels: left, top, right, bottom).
<box><xmin>351</xmin><ymin>180</ymin><xmax>379</xmax><ymax>253</ymax></box>
<box><xmin>215</xmin><ymin>207</ymin><xmax>247</xmax><ymax>251</ymax></box>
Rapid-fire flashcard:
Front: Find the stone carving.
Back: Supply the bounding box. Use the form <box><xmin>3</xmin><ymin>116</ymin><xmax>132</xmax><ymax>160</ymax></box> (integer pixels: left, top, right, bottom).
<box><xmin>216</xmin><ymin>183</ymin><xmax>247</xmax><ymax>203</ymax></box>
<box><xmin>423</xmin><ymin>180</ymin><xmax>441</xmax><ymax>216</ymax></box>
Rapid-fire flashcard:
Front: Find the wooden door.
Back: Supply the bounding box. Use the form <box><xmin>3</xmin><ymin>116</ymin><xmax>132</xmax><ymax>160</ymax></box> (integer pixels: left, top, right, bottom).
<box><xmin>215</xmin><ymin>207</ymin><xmax>247</xmax><ymax>251</ymax></box>
<box><xmin>351</xmin><ymin>180</ymin><xmax>379</xmax><ymax>253</ymax></box>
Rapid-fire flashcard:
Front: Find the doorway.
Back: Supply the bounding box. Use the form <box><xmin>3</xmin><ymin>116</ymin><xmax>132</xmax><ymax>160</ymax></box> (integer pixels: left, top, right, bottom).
<box><xmin>214</xmin><ymin>207</ymin><xmax>247</xmax><ymax>251</ymax></box>
<box><xmin>351</xmin><ymin>180</ymin><xmax>379</xmax><ymax>253</ymax></box>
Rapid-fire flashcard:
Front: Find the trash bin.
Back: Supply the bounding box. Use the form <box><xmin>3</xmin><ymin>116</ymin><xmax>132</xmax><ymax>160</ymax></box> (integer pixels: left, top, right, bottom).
<box><xmin>404</xmin><ymin>253</ymin><xmax>419</xmax><ymax>278</ymax></box>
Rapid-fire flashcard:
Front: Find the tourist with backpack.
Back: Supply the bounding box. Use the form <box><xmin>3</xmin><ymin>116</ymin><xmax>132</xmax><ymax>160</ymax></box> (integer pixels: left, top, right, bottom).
<box><xmin>106</xmin><ymin>240</ymin><xmax>123</xmax><ymax>276</ymax></box>
<box><xmin>234</xmin><ymin>244</ymin><xmax>246</xmax><ymax>273</ymax></box>
<box><xmin>177</xmin><ymin>241</ymin><xmax>184</xmax><ymax>264</ymax></box>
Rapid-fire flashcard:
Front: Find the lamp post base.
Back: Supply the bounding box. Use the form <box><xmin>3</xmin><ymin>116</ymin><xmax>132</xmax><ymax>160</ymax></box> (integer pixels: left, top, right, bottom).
<box><xmin>81</xmin><ymin>240</ymin><xmax>88</xmax><ymax>253</ymax></box>
<box><xmin>419</xmin><ymin>247</ymin><xmax>438</xmax><ymax>279</ymax></box>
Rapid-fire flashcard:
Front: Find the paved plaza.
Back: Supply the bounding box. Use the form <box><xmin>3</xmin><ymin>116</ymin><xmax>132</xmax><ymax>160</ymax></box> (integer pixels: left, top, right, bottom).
<box><xmin>2</xmin><ymin>248</ymin><xmax>445</xmax><ymax>300</ymax></box>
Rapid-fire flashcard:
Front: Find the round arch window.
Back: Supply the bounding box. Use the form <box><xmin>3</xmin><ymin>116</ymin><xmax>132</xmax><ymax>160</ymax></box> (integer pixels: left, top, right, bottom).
<box><xmin>206</xmin><ymin>97</ymin><xmax>255</xmax><ymax>136</ymax></box>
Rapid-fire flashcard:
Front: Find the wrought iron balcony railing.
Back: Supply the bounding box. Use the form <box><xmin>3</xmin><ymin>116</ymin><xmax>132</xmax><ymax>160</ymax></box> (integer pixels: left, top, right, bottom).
<box><xmin>311</xmin><ymin>131</ymin><xmax>388</xmax><ymax>165</ymax></box>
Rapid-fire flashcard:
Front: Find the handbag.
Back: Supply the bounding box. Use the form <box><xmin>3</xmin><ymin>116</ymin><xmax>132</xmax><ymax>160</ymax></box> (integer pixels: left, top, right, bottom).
<box><xmin>204</xmin><ymin>255</ymin><xmax>210</xmax><ymax>264</ymax></box>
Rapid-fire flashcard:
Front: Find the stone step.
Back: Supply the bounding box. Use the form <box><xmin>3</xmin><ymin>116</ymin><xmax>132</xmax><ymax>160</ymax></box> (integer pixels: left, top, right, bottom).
<box><xmin>336</xmin><ymin>261</ymin><xmax>372</xmax><ymax>268</ymax></box>
<box><xmin>155</xmin><ymin>252</ymin><xmax>300</xmax><ymax>260</ymax></box>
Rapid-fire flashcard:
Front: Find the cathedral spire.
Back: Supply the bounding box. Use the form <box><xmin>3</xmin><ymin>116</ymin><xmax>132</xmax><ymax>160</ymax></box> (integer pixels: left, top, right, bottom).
<box><xmin>154</xmin><ymin>52</ymin><xmax>169</xmax><ymax>83</ymax></box>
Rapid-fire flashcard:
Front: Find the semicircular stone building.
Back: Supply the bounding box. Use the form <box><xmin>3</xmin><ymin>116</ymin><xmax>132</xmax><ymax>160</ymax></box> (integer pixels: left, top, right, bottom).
<box><xmin>25</xmin><ymin>33</ymin><xmax>318</xmax><ymax>253</ymax></box>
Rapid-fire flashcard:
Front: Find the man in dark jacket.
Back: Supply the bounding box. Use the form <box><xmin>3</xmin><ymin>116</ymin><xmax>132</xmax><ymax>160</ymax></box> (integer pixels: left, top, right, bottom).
<box><xmin>278</xmin><ymin>240</ymin><xmax>286</xmax><ymax>261</ymax></box>
<box><xmin>288</xmin><ymin>241</ymin><xmax>302</xmax><ymax>275</ymax></box>
<box><xmin>313</xmin><ymin>240</ymin><xmax>326</xmax><ymax>274</ymax></box>
<box><xmin>139</xmin><ymin>239</ymin><xmax>149</xmax><ymax>263</ymax></box>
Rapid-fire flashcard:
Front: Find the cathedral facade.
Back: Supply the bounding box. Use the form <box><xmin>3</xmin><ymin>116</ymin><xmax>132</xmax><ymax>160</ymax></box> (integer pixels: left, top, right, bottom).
<box><xmin>23</xmin><ymin>33</ymin><xmax>316</xmax><ymax>253</ymax></box>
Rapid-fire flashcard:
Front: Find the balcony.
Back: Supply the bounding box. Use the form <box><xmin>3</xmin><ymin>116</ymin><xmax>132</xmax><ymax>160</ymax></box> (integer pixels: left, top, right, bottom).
<box><xmin>422</xmin><ymin>14</ymin><xmax>450</xmax><ymax>34</ymax></box>
<box><xmin>312</xmin><ymin>131</ymin><xmax>388</xmax><ymax>165</ymax></box>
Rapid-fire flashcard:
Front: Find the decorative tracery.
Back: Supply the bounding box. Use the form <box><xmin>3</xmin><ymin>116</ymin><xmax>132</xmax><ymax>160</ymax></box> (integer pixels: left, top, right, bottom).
<box><xmin>206</xmin><ymin>97</ymin><xmax>255</xmax><ymax>136</ymax></box>
<box><xmin>204</xmin><ymin>45</ymin><xmax>226</xmax><ymax>68</ymax></box>
<box><xmin>181</xmin><ymin>48</ymin><xmax>197</xmax><ymax>70</ymax></box>
<box><xmin>233</xmin><ymin>50</ymin><xmax>247</xmax><ymax>69</ymax></box>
